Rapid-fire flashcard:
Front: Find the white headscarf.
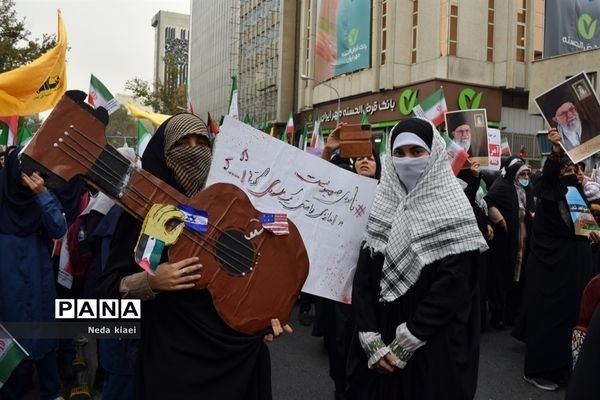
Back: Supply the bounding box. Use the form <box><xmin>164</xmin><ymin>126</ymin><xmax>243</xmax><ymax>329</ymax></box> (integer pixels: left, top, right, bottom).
<box><xmin>364</xmin><ymin>120</ymin><xmax>488</xmax><ymax>302</ymax></box>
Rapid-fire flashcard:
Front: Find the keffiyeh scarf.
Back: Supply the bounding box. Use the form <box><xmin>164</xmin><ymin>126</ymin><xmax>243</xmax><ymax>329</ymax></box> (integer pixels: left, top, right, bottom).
<box><xmin>364</xmin><ymin>127</ymin><xmax>488</xmax><ymax>302</ymax></box>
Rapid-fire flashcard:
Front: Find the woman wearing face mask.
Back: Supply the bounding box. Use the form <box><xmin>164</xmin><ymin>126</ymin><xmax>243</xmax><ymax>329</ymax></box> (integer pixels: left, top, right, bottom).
<box><xmin>520</xmin><ymin>128</ymin><xmax>598</xmax><ymax>391</ymax></box>
<box><xmin>346</xmin><ymin>118</ymin><xmax>487</xmax><ymax>400</ymax></box>
<box><xmin>484</xmin><ymin>156</ymin><xmax>534</xmax><ymax>330</ymax></box>
<box><xmin>97</xmin><ymin>114</ymin><xmax>288</xmax><ymax>400</ymax></box>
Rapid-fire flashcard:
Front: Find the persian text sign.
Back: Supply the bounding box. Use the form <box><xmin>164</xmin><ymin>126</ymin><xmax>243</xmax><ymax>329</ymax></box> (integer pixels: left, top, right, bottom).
<box><xmin>206</xmin><ymin>117</ymin><xmax>378</xmax><ymax>303</ymax></box>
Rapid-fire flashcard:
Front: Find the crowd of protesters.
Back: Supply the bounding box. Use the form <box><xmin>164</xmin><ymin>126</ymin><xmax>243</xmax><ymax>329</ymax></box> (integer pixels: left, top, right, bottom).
<box><xmin>0</xmin><ymin>117</ymin><xmax>599</xmax><ymax>400</ymax></box>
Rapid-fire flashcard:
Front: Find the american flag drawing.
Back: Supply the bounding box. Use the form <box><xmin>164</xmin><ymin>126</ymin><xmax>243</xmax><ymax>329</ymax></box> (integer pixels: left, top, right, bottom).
<box><xmin>260</xmin><ymin>213</ymin><xmax>289</xmax><ymax>235</ymax></box>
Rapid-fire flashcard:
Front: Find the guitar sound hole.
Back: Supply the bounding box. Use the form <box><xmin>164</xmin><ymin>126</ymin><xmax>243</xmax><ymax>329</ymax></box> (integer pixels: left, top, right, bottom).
<box><xmin>215</xmin><ymin>230</ymin><xmax>255</xmax><ymax>276</ymax></box>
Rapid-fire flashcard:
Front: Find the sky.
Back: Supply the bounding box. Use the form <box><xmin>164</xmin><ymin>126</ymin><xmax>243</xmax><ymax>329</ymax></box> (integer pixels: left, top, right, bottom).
<box><xmin>14</xmin><ymin>0</ymin><xmax>190</xmax><ymax>96</ymax></box>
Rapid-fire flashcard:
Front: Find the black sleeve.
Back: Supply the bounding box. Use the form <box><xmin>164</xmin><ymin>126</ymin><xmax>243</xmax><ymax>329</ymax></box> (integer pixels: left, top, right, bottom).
<box><xmin>351</xmin><ymin>247</ymin><xmax>383</xmax><ymax>333</ymax></box>
<box><xmin>463</xmin><ymin>174</ymin><xmax>480</xmax><ymax>204</ymax></box>
<box><xmin>541</xmin><ymin>155</ymin><xmax>561</xmax><ymax>189</ymax></box>
<box><xmin>407</xmin><ymin>251</ymin><xmax>478</xmax><ymax>340</ymax></box>
<box><xmin>96</xmin><ymin>212</ymin><xmax>142</xmax><ymax>299</ymax></box>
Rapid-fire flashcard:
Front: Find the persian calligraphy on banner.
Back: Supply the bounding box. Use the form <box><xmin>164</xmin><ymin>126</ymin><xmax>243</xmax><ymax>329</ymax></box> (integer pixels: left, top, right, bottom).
<box><xmin>206</xmin><ymin>117</ymin><xmax>378</xmax><ymax>303</ymax></box>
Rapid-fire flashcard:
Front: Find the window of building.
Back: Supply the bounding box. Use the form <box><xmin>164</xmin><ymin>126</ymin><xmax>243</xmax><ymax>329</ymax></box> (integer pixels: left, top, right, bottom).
<box><xmin>305</xmin><ymin>0</ymin><xmax>311</xmax><ymax>78</ymax></box>
<box><xmin>533</xmin><ymin>0</ymin><xmax>544</xmax><ymax>60</ymax></box>
<box><xmin>487</xmin><ymin>0</ymin><xmax>494</xmax><ymax>62</ymax></box>
<box><xmin>449</xmin><ymin>0</ymin><xmax>458</xmax><ymax>56</ymax></box>
<box><xmin>440</xmin><ymin>0</ymin><xmax>449</xmax><ymax>56</ymax></box>
<box><xmin>516</xmin><ymin>0</ymin><xmax>526</xmax><ymax>62</ymax></box>
<box><xmin>381</xmin><ymin>0</ymin><xmax>387</xmax><ymax>65</ymax></box>
<box><xmin>411</xmin><ymin>0</ymin><xmax>418</xmax><ymax>63</ymax></box>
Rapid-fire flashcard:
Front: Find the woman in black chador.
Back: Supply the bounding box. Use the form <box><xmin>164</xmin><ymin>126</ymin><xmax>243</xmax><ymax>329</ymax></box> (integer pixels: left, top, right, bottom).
<box><xmin>97</xmin><ymin>114</ymin><xmax>287</xmax><ymax>400</ymax></box>
<box><xmin>520</xmin><ymin>128</ymin><xmax>597</xmax><ymax>391</ymax></box>
<box><xmin>347</xmin><ymin>118</ymin><xmax>487</xmax><ymax>400</ymax></box>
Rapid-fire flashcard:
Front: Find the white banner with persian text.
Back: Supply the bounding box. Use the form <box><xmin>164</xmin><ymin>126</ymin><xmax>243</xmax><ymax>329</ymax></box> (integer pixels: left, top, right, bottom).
<box><xmin>206</xmin><ymin>117</ymin><xmax>378</xmax><ymax>303</ymax></box>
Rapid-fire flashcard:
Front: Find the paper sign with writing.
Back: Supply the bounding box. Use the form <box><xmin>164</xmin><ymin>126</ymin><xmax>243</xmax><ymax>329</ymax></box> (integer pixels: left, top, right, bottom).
<box><xmin>206</xmin><ymin>117</ymin><xmax>378</xmax><ymax>303</ymax></box>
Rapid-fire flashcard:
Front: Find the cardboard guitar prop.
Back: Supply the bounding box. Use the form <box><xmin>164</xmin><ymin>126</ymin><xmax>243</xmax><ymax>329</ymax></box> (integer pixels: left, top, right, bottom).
<box><xmin>21</xmin><ymin>91</ymin><xmax>309</xmax><ymax>335</ymax></box>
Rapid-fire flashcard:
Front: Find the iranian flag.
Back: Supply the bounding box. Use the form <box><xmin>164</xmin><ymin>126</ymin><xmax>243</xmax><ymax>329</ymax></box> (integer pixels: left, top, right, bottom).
<box><xmin>412</xmin><ymin>88</ymin><xmax>447</xmax><ymax>127</ymax></box>
<box><xmin>136</xmin><ymin>120</ymin><xmax>151</xmax><ymax>157</ymax></box>
<box><xmin>16</xmin><ymin>123</ymin><xmax>33</xmax><ymax>145</ymax></box>
<box><xmin>501</xmin><ymin>136</ymin><xmax>511</xmax><ymax>155</ymax></box>
<box><xmin>308</xmin><ymin>119</ymin><xmax>324</xmax><ymax>156</ymax></box>
<box><xmin>0</xmin><ymin>116</ymin><xmax>18</xmax><ymax>146</ymax></box>
<box><xmin>285</xmin><ymin>112</ymin><xmax>294</xmax><ymax>144</ymax></box>
<box><xmin>88</xmin><ymin>74</ymin><xmax>119</xmax><ymax>115</ymax></box>
<box><xmin>228</xmin><ymin>76</ymin><xmax>239</xmax><ymax>119</ymax></box>
<box><xmin>0</xmin><ymin>324</ymin><xmax>28</xmax><ymax>389</ymax></box>
<box><xmin>207</xmin><ymin>112</ymin><xmax>219</xmax><ymax>138</ymax></box>
<box><xmin>298</xmin><ymin>124</ymin><xmax>308</xmax><ymax>150</ymax></box>
<box><xmin>443</xmin><ymin>134</ymin><xmax>470</xmax><ymax>175</ymax></box>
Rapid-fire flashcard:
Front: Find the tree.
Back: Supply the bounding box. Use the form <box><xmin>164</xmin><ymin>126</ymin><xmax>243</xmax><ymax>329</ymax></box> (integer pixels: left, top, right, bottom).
<box><xmin>0</xmin><ymin>0</ymin><xmax>56</xmax><ymax>73</ymax></box>
<box><xmin>105</xmin><ymin>105</ymin><xmax>136</xmax><ymax>148</ymax></box>
<box><xmin>125</xmin><ymin>53</ymin><xmax>187</xmax><ymax>115</ymax></box>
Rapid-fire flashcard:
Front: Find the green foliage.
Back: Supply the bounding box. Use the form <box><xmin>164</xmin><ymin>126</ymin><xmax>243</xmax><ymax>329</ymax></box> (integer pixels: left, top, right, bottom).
<box><xmin>125</xmin><ymin>53</ymin><xmax>187</xmax><ymax>115</ymax></box>
<box><xmin>0</xmin><ymin>0</ymin><xmax>56</xmax><ymax>73</ymax></box>
<box><xmin>106</xmin><ymin>105</ymin><xmax>136</xmax><ymax>147</ymax></box>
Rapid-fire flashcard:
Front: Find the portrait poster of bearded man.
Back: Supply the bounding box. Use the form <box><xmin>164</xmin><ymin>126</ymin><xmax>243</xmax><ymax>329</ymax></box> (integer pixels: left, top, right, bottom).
<box><xmin>445</xmin><ymin>109</ymin><xmax>489</xmax><ymax>167</ymax></box>
<box><xmin>535</xmin><ymin>71</ymin><xmax>600</xmax><ymax>164</ymax></box>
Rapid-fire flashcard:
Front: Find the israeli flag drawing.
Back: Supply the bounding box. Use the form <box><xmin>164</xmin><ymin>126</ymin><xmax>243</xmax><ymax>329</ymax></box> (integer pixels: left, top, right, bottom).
<box><xmin>177</xmin><ymin>205</ymin><xmax>209</xmax><ymax>233</ymax></box>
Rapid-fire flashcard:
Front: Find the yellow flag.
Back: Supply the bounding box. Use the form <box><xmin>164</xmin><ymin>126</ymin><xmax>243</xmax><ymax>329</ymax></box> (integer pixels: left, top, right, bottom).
<box><xmin>127</xmin><ymin>102</ymin><xmax>170</xmax><ymax>127</ymax></box>
<box><xmin>0</xmin><ymin>10</ymin><xmax>67</xmax><ymax>116</ymax></box>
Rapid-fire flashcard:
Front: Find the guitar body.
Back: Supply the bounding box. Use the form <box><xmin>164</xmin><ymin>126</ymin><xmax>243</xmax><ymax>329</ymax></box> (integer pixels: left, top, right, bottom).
<box><xmin>22</xmin><ymin>91</ymin><xmax>310</xmax><ymax>335</ymax></box>
<box><xmin>169</xmin><ymin>183</ymin><xmax>308</xmax><ymax>334</ymax></box>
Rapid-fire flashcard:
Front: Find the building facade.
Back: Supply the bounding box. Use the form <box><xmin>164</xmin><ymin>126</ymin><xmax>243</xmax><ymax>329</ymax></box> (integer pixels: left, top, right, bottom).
<box><xmin>189</xmin><ymin>0</ymin><xmax>297</xmax><ymax>125</ymax></box>
<box><xmin>296</xmin><ymin>0</ymin><xmax>571</xmax><ymax>160</ymax></box>
<box><xmin>189</xmin><ymin>1</ymin><xmax>239</xmax><ymax>119</ymax></box>
<box><xmin>151</xmin><ymin>11</ymin><xmax>190</xmax><ymax>93</ymax></box>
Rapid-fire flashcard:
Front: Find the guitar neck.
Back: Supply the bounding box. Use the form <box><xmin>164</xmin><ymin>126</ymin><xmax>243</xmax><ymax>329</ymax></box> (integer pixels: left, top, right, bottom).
<box><xmin>82</xmin><ymin>146</ymin><xmax>187</xmax><ymax>220</ymax></box>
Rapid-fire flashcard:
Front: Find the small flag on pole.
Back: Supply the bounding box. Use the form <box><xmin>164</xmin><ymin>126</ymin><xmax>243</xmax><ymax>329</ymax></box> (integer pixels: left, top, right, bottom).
<box><xmin>501</xmin><ymin>136</ymin><xmax>511</xmax><ymax>155</ymax></box>
<box><xmin>0</xmin><ymin>116</ymin><xmax>18</xmax><ymax>146</ymax></box>
<box><xmin>260</xmin><ymin>213</ymin><xmax>289</xmax><ymax>235</ymax></box>
<box><xmin>443</xmin><ymin>133</ymin><xmax>470</xmax><ymax>175</ymax></box>
<box><xmin>88</xmin><ymin>74</ymin><xmax>119</xmax><ymax>115</ymax></box>
<box><xmin>299</xmin><ymin>123</ymin><xmax>308</xmax><ymax>150</ymax></box>
<box><xmin>16</xmin><ymin>123</ymin><xmax>32</xmax><ymax>145</ymax></box>
<box><xmin>412</xmin><ymin>88</ymin><xmax>447</xmax><ymax>127</ymax></box>
<box><xmin>207</xmin><ymin>112</ymin><xmax>219</xmax><ymax>138</ymax></box>
<box><xmin>308</xmin><ymin>118</ymin><xmax>325</xmax><ymax>156</ymax></box>
<box><xmin>285</xmin><ymin>113</ymin><xmax>294</xmax><ymax>144</ymax></box>
<box><xmin>0</xmin><ymin>323</ymin><xmax>29</xmax><ymax>389</ymax></box>
<box><xmin>379</xmin><ymin>131</ymin><xmax>388</xmax><ymax>157</ymax></box>
<box><xmin>127</xmin><ymin>103</ymin><xmax>170</xmax><ymax>127</ymax></box>
<box><xmin>228</xmin><ymin>76</ymin><xmax>239</xmax><ymax>119</ymax></box>
<box><xmin>136</xmin><ymin>120</ymin><xmax>151</xmax><ymax>156</ymax></box>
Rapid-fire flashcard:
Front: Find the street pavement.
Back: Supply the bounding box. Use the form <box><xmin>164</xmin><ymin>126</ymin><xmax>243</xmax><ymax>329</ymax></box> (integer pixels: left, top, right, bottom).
<box><xmin>270</xmin><ymin>307</ymin><xmax>565</xmax><ymax>400</ymax></box>
<box><xmin>24</xmin><ymin>306</ymin><xmax>566</xmax><ymax>399</ymax></box>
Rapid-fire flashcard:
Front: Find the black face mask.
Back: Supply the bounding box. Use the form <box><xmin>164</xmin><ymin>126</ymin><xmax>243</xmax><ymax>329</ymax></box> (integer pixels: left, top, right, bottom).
<box><xmin>559</xmin><ymin>174</ymin><xmax>579</xmax><ymax>188</ymax></box>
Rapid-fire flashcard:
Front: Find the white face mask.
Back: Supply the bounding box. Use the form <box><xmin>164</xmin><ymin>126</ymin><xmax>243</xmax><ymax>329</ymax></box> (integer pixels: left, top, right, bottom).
<box><xmin>392</xmin><ymin>156</ymin><xmax>430</xmax><ymax>193</ymax></box>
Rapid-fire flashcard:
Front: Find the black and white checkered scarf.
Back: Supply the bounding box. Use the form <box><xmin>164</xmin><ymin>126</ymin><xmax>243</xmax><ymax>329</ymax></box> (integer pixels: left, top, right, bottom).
<box><xmin>364</xmin><ymin>126</ymin><xmax>488</xmax><ymax>302</ymax></box>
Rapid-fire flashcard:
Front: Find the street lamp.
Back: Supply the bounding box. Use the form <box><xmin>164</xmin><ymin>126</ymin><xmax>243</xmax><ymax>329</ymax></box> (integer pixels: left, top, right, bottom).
<box><xmin>300</xmin><ymin>74</ymin><xmax>341</xmax><ymax>123</ymax></box>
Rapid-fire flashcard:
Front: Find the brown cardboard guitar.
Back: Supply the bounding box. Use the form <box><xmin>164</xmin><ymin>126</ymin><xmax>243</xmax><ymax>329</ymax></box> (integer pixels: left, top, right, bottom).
<box><xmin>22</xmin><ymin>91</ymin><xmax>309</xmax><ymax>335</ymax></box>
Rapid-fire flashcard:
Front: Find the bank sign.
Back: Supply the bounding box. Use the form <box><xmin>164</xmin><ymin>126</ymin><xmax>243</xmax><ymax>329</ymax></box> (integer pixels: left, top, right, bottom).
<box><xmin>544</xmin><ymin>0</ymin><xmax>600</xmax><ymax>57</ymax></box>
<box><xmin>314</xmin><ymin>0</ymin><xmax>371</xmax><ymax>82</ymax></box>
